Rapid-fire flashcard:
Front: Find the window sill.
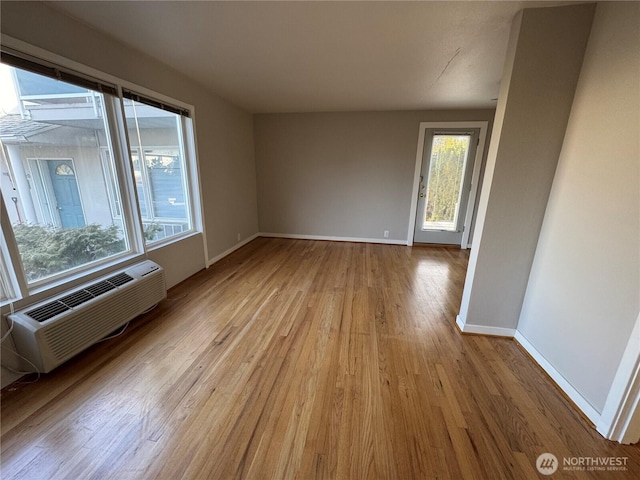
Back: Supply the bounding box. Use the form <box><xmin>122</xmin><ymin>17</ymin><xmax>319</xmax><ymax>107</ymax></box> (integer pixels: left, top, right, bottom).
<box><xmin>2</xmin><ymin>252</ymin><xmax>146</xmax><ymax>312</ymax></box>
<box><xmin>145</xmin><ymin>229</ymin><xmax>200</xmax><ymax>252</ymax></box>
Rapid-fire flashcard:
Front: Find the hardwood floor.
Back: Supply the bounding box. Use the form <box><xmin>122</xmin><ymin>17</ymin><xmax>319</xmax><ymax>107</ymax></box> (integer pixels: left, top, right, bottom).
<box><xmin>1</xmin><ymin>238</ymin><xmax>639</xmax><ymax>479</ymax></box>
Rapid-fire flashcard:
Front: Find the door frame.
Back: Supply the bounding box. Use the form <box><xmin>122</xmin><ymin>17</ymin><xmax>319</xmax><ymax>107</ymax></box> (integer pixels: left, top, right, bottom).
<box><xmin>407</xmin><ymin>121</ymin><xmax>488</xmax><ymax>248</ymax></box>
<box><xmin>39</xmin><ymin>158</ymin><xmax>86</xmax><ymax>228</ymax></box>
<box><xmin>597</xmin><ymin>312</ymin><xmax>640</xmax><ymax>444</ymax></box>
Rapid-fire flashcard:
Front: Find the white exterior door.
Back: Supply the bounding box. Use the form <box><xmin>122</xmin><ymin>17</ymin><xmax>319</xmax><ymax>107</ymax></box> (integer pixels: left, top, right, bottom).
<box><xmin>413</xmin><ymin>128</ymin><xmax>479</xmax><ymax>245</ymax></box>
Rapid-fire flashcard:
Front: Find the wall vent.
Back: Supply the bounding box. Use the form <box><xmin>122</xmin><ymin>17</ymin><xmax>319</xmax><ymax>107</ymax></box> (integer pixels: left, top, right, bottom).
<box><xmin>8</xmin><ymin>260</ymin><xmax>166</xmax><ymax>373</ymax></box>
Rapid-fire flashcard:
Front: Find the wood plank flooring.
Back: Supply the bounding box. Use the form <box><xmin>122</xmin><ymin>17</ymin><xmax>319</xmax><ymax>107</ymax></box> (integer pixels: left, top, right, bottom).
<box><xmin>1</xmin><ymin>238</ymin><xmax>639</xmax><ymax>479</ymax></box>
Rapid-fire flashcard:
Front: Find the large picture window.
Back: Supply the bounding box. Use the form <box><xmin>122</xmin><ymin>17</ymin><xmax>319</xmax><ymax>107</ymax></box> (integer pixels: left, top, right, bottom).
<box><xmin>124</xmin><ymin>97</ymin><xmax>192</xmax><ymax>244</ymax></box>
<box><xmin>0</xmin><ymin>49</ymin><xmax>198</xmax><ymax>298</ymax></box>
<box><xmin>0</xmin><ymin>66</ymin><xmax>129</xmax><ymax>284</ymax></box>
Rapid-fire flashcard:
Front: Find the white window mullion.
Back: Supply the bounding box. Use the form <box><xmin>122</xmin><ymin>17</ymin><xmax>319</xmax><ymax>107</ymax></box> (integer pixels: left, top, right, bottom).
<box><xmin>183</xmin><ymin>118</ymin><xmax>203</xmax><ymax>235</ymax></box>
<box><xmin>105</xmin><ymin>91</ymin><xmax>147</xmax><ymax>255</ymax></box>
<box><xmin>176</xmin><ymin>116</ymin><xmax>194</xmax><ymax>231</ymax></box>
<box><xmin>183</xmin><ymin>113</ymin><xmax>208</xmax><ymax>263</ymax></box>
<box><xmin>0</xmin><ymin>198</ymin><xmax>28</xmax><ymax>302</ymax></box>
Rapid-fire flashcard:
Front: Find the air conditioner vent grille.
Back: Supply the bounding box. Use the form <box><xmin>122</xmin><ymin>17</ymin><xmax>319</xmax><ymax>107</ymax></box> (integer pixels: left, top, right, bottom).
<box><xmin>106</xmin><ymin>272</ymin><xmax>134</xmax><ymax>287</ymax></box>
<box><xmin>26</xmin><ymin>301</ymin><xmax>70</xmax><ymax>323</ymax></box>
<box><xmin>9</xmin><ymin>260</ymin><xmax>166</xmax><ymax>372</ymax></box>
<box><xmin>85</xmin><ymin>280</ymin><xmax>116</xmax><ymax>297</ymax></box>
<box><xmin>22</xmin><ymin>273</ymin><xmax>137</xmax><ymax>323</ymax></box>
<box><xmin>59</xmin><ymin>289</ymin><xmax>94</xmax><ymax>308</ymax></box>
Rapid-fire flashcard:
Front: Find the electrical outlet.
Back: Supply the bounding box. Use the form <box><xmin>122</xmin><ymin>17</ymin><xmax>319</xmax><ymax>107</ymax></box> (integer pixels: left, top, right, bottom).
<box><xmin>237</xmin><ymin>233</ymin><xmax>241</xmax><ymax>242</ymax></box>
<box><xmin>383</xmin><ymin>230</ymin><xmax>389</xmax><ymax>238</ymax></box>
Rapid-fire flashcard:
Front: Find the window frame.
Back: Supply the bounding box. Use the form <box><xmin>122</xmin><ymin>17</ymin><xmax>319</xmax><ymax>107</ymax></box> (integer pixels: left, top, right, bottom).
<box><xmin>0</xmin><ymin>36</ymin><xmax>203</xmax><ymax>306</ymax></box>
<box><xmin>0</xmin><ymin>203</ymin><xmax>23</xmax><ymax>304</ymax></box>
<box><xmin>122</xmin><ymin>99</ymin><xmax>196</xmax><ymax>248</ymax></box>
<box><xmin>1</xmin><ymin>88</ymin><xmax>137</xmax><ymax>291</ymax></box>
<box><xmin>99</xmin><ymin>149</ymin><xmax>124</xmax><ymax>220</ymax></box>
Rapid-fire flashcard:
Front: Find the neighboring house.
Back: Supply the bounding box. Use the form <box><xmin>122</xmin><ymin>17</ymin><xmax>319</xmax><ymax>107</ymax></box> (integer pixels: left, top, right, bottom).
<box><xmin>0</xmin><ymin>69</ymin><xmax>189</xmax><ymax>242</ymax></box>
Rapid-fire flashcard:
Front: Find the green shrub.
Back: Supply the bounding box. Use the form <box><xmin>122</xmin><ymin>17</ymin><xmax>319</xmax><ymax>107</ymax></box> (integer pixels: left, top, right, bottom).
<box><xmin>143</xmin><ymin>222</ymin><xmax>162</xmax><ymax>241</ymax></box>
<box><xmin>12</xmin><ymin>224</ymin><xmax>125</xmax><ymax>282</ymax></box>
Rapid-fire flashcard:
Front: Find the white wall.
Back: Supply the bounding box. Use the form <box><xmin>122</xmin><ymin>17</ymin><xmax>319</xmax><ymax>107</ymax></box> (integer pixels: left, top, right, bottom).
<box><xmin>518</xmin><ymin>2</ymin><xmax>640</xmax><ymax>413</ymax></box>
<box><xmin>0</xmin><ymin>1</ymin><xmax>260</xmax><ymax>283</ymax></box>
<box><xmin>254</xmin><ymin>110</ymin><xmax>494</xmax><ymax>242</ymax></box>
<box><xmin>458</xmin><ymin>4</ymin><xmax>595</xmax><ymax>332</ymax></box>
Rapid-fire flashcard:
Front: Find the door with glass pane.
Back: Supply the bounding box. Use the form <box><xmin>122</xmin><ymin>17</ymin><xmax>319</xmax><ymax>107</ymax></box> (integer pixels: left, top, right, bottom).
<box><xmin>47</xmin><ymin>160</ymin><xmax>86</xmax><ymax>229</ymax></box>
<box><xmin>413</xmin><ymin>129</ymin><xmax>479</xmax><ymax>245</ymax></box>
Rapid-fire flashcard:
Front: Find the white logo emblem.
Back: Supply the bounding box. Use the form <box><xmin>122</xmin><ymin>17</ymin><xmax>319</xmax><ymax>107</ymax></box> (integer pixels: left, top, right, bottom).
<box><xmin>536</xmin><ymin>453</ymin><xmax>558</xmax><ymax>475</ymax></box>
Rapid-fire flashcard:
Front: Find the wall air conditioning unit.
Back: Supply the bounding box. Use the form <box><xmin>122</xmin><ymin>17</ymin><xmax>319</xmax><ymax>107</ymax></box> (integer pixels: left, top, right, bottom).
<box><xmin>8</xmin><ymin>260</ymin><xmax>166</xmax><ymax>373</ymax></box>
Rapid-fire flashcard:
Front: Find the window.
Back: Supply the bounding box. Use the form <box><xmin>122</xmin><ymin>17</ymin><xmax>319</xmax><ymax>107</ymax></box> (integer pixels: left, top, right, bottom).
<box><xmin>0</xmin><ymin>66</ymin><xmax>129</xmax><ymax>284</ymax></box>
<box><xmin>124</xmin><ymin>98</ymin><xmax>192</xmax><ymax>244</ymax></box>
<box><xmin>0</xmin><ymin>48</ymin><xmax>198</xmax><ymax>298</ymax></box>
<box><xmin>0</xmin><ymin>236</ymin><xmax>16</xmax><ymax>303</ymax></box>
<box><xmin>423</xmin><ymin>134</ymin><xmax>472</xmax><ymax>231</ymax></box>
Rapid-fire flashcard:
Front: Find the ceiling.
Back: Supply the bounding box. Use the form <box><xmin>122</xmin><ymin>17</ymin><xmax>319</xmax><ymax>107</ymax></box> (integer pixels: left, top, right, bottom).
<box><xmin>46</xmin><ymin>1</ymin><xmax>567</xmax><ymax>114</ymax></box>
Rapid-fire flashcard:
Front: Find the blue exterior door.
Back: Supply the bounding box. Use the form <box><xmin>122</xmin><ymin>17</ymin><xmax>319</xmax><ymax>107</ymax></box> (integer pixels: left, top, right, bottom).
<box><xmin>47</xmin><ymin>160</ymin><xmax>86</xmax><ymax>229</ymax></box>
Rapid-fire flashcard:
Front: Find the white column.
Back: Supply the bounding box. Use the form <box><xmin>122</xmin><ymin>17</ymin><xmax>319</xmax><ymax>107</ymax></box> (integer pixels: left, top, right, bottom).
<box><xmin>5</xmin><ymin>144</ymin><xmax>38</xmax><ymax>224</ymax></box>
<box><xmin>457</xmin><ymin>4</ymin><xmax>596</xmax><ymax>333</ymax></box>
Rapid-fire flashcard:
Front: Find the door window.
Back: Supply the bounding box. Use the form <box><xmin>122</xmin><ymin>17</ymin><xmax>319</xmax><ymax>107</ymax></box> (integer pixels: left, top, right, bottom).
<box><xmin>413</xmin><ymin>129</ymin><xmax>479</xmax><ymax>245</ymax></box>
<box><xmin>423</xmin><ymin>134</ymin><xmax>472</xmax><ymax>232</ymax></box>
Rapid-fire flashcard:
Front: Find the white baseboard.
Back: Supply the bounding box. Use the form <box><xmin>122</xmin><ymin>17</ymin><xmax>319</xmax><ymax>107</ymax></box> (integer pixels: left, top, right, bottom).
<box><xmin>206</xmin><ymin>233</ymin><xmax>260</xmax><ymax>267</ymax></box>
<box><xmin>596</xmin><ymin>313</ymin><xmax>640</xmax><ymax>443</ymax></box>
<box><xmin>455</xmin><ymin>315</ymin><xmax>516</xmax><ymax>337</ymax></box>
<box><xmin>514</xmin><ymin>331</ymin><xmax>601</xmax><ymax>425</ymax></box>
<box><xmin>456</xmin><ymin>319</ymin><xmax>602</xmax><ymax>429</ymax></box>
<box><xmin>259</xmin><ymin>232</ymin><xmax>408</xmax><ymax>246</ymax></box>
